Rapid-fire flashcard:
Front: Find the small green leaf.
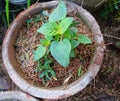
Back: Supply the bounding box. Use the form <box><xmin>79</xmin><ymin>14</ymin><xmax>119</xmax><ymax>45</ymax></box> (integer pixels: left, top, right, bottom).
<box><xmin>64</xmin><ymin>29</ymin><xmax>72</xmax><ymax>39</ymax></box>
<box><xmin>39</xmin><ymin>71</ymin><xmax>47</xmax><ymax>78</ymax></box>
<box><xmin>34</xmin><ymin>45</ymin><xmax>46</xmax><ymax>61</ymax></box>
<box><xmin>78</xmin><ymin>34</ymin><xmax>92</xmax><ymax>44</ymax></box>
<box><xmin>46</xmin><ymin>69</ymin><xmax>56</xmax><ymax>78</ymax></box>
<box><xmin>54</xmin><ymin>34</ymin><xmax>61</xmax><ymax>41</ymax></box>
<box><xmin>49</xmin><ymin>69</ymin><xmax>56</xmax><ymax>77</ymax></box>
<box><xmin>49</xmin><ymin>1</ymin><xmax>67</xmax><ymax>22</ymax></box>
<box><xmin>78</xmin><ymin>66</ymin><xmax>84</xmax><ymax>77</ymax></box>
<box><xmin>45</xmin><ymin>35</ymin><xmax>53</xmax><ymax>41</ymax></box>
<box><xmin>71</xmin><ymin>40</ymin><xmax>80</xmax><ymax>49</ymax></box>
<box><xmin>64</xmin><ymin>27</ymin><xmax>77</xmax><ymax>39</ymax></box>
<box><xmin>59</xmin><ymin>17</ymin><xmax>73</xmax><ymax>34</ymax></box>
<box><xmin>40</xmin><ymin>38</ymin><xmax>50</xmax><ymax>47</ymax></box>
<box><xmin>44</xmin><ymin>60</ymin><xmax>52</xmax><ymax>69</ymax></box>
<box><xmin>37</xmin><ymin>22</ymin><xmax>59</xmax><ymax>36</ymax></box>
<box><xmin>35</xmin><ymin>67</ymin><xmax>43</xmax><ymax>72</ymax></box>
<box><xmin>70</xmin><ymin>21</ymin><xmax>80</xmax><ymax>27</ymax></box>
<box><xmin>45</xmin><ymin>70</ymin><xmax>51</xmax><ymax>80</ymax></box>
<box><xmin>50</xmin><ymin>39</ymin><xmax>71</xmax><ymax>67</ymax></box>
<box><xmin>70</xmin><ymin>49</ymin><xmax>76</xmax><ymax>58</ymax></box>
<box><xmin>116</xmin><ymin>42</ymin><xmax>120</xmax><ymax>46</ymax></box>
<box><xmin>71</xmin><ymin>27</ymin><xmax>78</xmax><ymax>34</ymax></box>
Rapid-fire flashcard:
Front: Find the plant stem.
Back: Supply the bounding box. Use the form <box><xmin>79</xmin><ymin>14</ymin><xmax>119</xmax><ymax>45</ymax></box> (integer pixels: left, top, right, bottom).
<box><xmin>60</xmin><ymin>34</ymin><xmax>63</xmax><ymax>41</ymax></box>
<box><xmin>5</xmin><ymin>0</ymin><xmax>9</xmax><ymax>26</ymax></box>
<box><xmin>27</xmin><ymin>0</ymin><xmax>31</xmax><ymax>8</ymax></box>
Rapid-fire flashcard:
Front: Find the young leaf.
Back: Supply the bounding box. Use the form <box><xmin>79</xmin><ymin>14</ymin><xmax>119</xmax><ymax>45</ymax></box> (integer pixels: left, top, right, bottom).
<box><xmin>49</xmin><ymin>69</ymin><xmax>56</xmax><ymax>78</ymax></box>
<box><xmin>64</xmin><ymin>28</ymin><xmax>72</xmax><ymax>39</ymax></box>
<box><xmin>39</xmin><ymin>71</ymin><xmax>47</xmax><ymax>78</ymax></box>
<box><xmin>40</xmin><ymin>38</ymin><xmax>50</xmax><ymax>47</ymax></box>
<box><xmin>54</xmin><ymin>34</ymin><xmax>61</xmax><ymax>41</ymax></box>
<box><xmin>45</xmin><ymin>35</ymin><xmax>53</xmax><ymax>41</ymax></box>
<box><xmin>70</xmin><ymin>49</ymin><xmax>76</xmax><ymax>58</ymax></box>
<box><xmin>78</xmin><ymin>66</ymin><xmax>84</xmax><ymax>77</ymax></box>
<box><xmin>34</xmin><ymin>45</ymin><xmax>46</xmax><ymax>61</ymax></box>
<box><xmin>116</xmin><ymin>42</ymin><xmax>120</xmax><ymax>46</ymax></box>
<box><xmin>64</xmin><ymin>27</ymin><xmax>77</xmax><ymax>39</ymax></box>
<box><xmin>78</xmin><ymin>34</ymin><xmax>92</xmax><ymax>44</ymax></box>
<box><xmin>71</xmin><ymin>40</ymin><xmax>80</xmax><ymax>49</ymax></box>
<box><xmin>71</xmin><ymin>27</ymin><xmax>78</xmax><ymax>34</ymax></box>
<box><xmin>59</xmin><ymin>17</ymin><xmax>73</xmax><ymax>34</ymax></box>
<box><xmin>35</xmin><ymin>66</ymin><xmax>44</xmax><ymax>72</ymax></box>
<box><xmin>46</xmin><ymin>69</ymin><xmax>56</xmax><ymax>78</ymax></box>
<box><xmin>49</xmin><ymin>1</ymin><xmax>67</xmax><ymax>22</ymax></box>
<box><xmin>70</xmin><ymin>21</ymin><xmax>80</xmax><ymax>27</ymax></box>
<box><xmin>37</xmin><ymin>22</ymin><xmax>59</xmax><ymax>36</ymax></box>
<box><xmin>45</xmin><ymin>70</ymin><xmax>51</xmax><ymax>80</ymax></box>
<box><xmin>50</xmin><ymin>39</ymin><xmax>71</xmax><ymax>67</ymax></box>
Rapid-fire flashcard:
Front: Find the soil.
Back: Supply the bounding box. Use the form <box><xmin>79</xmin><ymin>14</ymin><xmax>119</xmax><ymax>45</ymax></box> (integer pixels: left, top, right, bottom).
<box><xmin>15</xmin><ymin>14</ymin><xmax>95</xmax><ymax>87</ymax></box>
<box><xmin>0</xmin><ymin>8</ymin><xmax>120</xmax><ymax>101</ymax></box>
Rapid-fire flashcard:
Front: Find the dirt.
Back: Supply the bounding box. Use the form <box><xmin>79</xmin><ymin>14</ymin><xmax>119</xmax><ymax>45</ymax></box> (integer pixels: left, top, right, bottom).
<box><xmin>0</xmin><ymin>10</ymin><xmax>120</xmax><ymax>101</ymax></box>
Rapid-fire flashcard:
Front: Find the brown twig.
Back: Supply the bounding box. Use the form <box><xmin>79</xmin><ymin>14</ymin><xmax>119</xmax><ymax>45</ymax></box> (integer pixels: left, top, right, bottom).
<box><xmin>103</xmin><ymin>34</ymin><xmax>120</xmax><ymax>40</ymax></box>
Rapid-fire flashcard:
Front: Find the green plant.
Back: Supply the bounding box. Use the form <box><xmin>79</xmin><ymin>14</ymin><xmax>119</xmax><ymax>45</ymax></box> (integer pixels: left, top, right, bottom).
<box><xmin>35</xmin><ymin>59</ymin><xmax>56</xmax><ymax>84</ymax></box>
<box><xmin>34</xmin><ymin>1</ymin><xmax>92</xmax><ymax>81</ymax></box>
<box><xmin>116</xmin><ymin>41</ymin><xmax>120</xmax><ymax>46</ymax></box>
<box><xmin>78</xmin><ymin>66</ymin><xmax>84</xmax><ymax>77</ymax></box>
<box><xmin>99</xmin><ymin>0</ymin><xmax>120</xmax><ymax>19</ymax></box>
<box><xmin>5</xmin><ymin>0</ymin><xmax>31</xmax><ymax>27</ymax></box>
<box><xmin>5</xmin><ymin>0</ymin><xmax>10</xmax><ymax>26</ymax></box>
<box><xmin>27</xmin><ymin>0</ymin><xmax>31</xmax><ymax>8</ymax></box>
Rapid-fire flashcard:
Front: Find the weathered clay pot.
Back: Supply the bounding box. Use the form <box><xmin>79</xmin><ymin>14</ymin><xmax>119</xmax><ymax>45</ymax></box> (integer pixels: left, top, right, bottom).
<box><xmin>0</xmin><ymin>91</ymin><xmax>38</xmax><ymax>101</ymax></box>
<box><xmin>2</xmin><ymin>1</ymin><xmax>105</xmax><ymax>100</ymax></box>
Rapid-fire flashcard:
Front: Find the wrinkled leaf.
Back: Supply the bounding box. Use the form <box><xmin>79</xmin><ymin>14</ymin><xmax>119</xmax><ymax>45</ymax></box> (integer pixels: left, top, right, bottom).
<box><xmin>37</xmin><ymin>22</ymin><xmax>59</xmax><ymax>36</ymax></box>
<box><xmin>54</xmin><ymin>34</ymin><xmax>61</xmax><ymax>40</ymax></box>
<box><xmin>59</xmin><ymin>17</ymin><xmax>73</xmax><ymax>34</ymax></box>
<box><xmin>49</xmin><ymin>1</ymin><xmax>67</xmax><ymax>22</ymax></box>
<box><xmin>71</xmin><ymin>40</ymin><xmax>80</xmax><ymax>49</ymax></box>
<box><xmin>70</xmin><ymin>49</ymin><xmax>76</xmax><ymax>58</ymax></box>
<box><xmin>45</xmin><ymin>35</ymin><xmax>53</xmax><ymax>41</ymax></box>
<box><xmin>64</xmin><ymin>29</ymin><xmax>72</xmax><ymax>39</ymax></box>
<box><xmin>78</xmin><ymin>34</ymin><xmax>92</xmax><ymax>44</ymax></box>
<box><xmin>40</xmin><ymin>38</ymin><xmax>50</xmax><ymax>47</ymax></box>
<box><xmin>64</xmin><ymin>27</ymin><xmax>77</xmax><ymax>39</ymax></box>
<box><xmin>50</xmin><ymin>39</ymin><xmax>71</xmax><ymax>67</ymax></box>
<box><xmin>71</xmin><ymin>27</ymin><xmax>78</xmax><ymax>34</ymax></box>
<box><xmin>34</xmin><ymin>45</ymin><xmax>46</xmax><ymax>61</ymax></box>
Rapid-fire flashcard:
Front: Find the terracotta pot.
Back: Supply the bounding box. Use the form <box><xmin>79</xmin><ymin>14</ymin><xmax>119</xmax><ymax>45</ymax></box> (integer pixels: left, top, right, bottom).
<box><xmin>0</xmin><ymin>91</ymin><xmax>38</xmax><ymax>101</ymax></box>
<box><xmin>2</xmin><ymin>1</ymin><xmax>105</xmax><ymax>100</ymax></box>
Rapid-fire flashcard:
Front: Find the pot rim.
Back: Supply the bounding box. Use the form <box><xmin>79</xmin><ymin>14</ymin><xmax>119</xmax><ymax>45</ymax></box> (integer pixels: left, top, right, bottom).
<box><xmin>2</xmin><ymin>1</ymin><xmax>105</xmax><ymax>99</ymax></box>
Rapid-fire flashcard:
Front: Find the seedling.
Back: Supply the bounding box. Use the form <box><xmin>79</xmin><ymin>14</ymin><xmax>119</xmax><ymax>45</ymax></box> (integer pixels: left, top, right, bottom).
<box><xmin>34</xmin><ymin>1</ymin><xmax>92</xmax><ymax>81</ymax></box>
